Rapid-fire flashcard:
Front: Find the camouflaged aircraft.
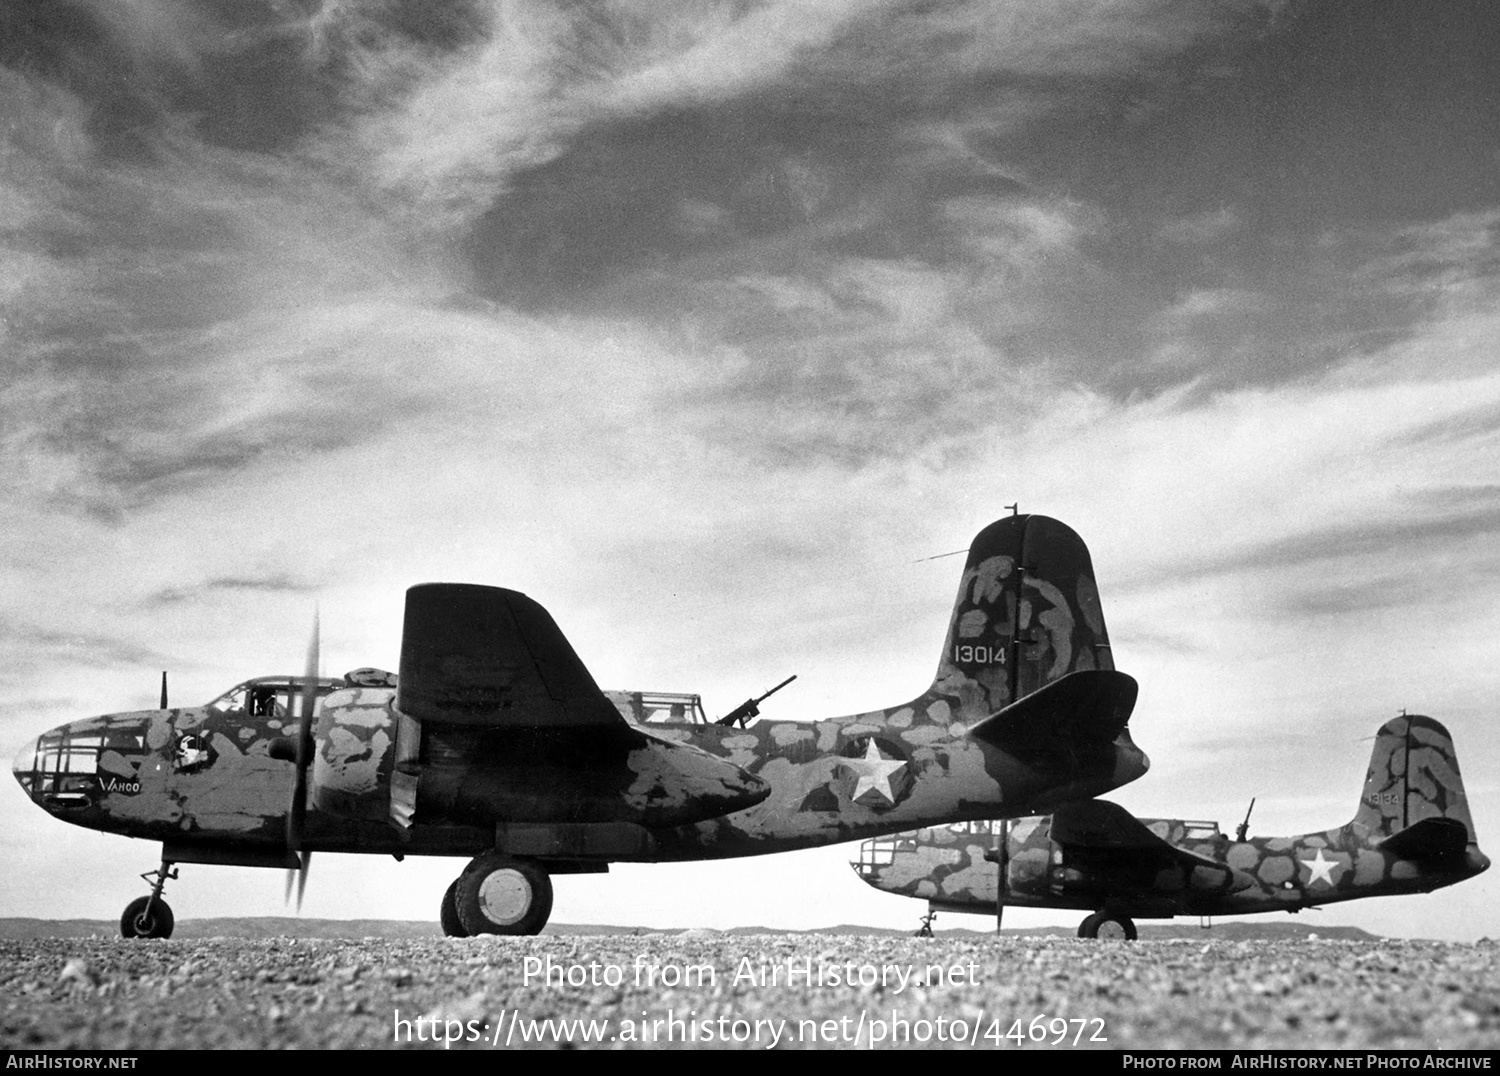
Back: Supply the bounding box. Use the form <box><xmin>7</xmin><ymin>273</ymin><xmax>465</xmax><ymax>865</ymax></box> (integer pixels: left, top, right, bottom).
<box><xmin>13</xmin><ymin>513</ymin><xmax>1149</xmax><ymax>939</ymax></box>
<box><xmin>852</xmin><ymin>714</ymin><xmax>1488</xmax><ymax>939</ymax></box>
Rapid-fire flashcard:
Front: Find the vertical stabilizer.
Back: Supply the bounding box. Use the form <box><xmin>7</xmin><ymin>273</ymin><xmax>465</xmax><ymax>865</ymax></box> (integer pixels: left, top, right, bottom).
<box><xmin>929</xmin><ymin>514</ymin><xmax>1115</xmax><ymax>720</ymax></box>
<box><xmin>1353</xmin><ymin>715</ymin><xmax>1477</xmax><ymax>843</ymax></box>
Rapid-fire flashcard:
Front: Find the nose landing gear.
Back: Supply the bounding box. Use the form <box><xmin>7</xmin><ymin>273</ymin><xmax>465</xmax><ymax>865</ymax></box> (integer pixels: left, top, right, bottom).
<box><xmin>121</xmin><ymin>860</ymin><xmax>177</xmax><ymax>939</ymax></box>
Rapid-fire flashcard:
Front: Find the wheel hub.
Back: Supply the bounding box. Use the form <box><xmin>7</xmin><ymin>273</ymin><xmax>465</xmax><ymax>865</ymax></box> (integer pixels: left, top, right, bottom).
<box><xmin>477</xmin><ymin>869</ymin><xmax>532</xmax><ymax>926</ymax></box>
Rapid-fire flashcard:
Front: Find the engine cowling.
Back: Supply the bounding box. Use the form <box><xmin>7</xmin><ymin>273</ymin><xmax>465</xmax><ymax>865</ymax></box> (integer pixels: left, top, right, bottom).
<box><xmin>310</xmin><ymin>687</ymin><xmax>396</xmax><ymax>822</ymax></box>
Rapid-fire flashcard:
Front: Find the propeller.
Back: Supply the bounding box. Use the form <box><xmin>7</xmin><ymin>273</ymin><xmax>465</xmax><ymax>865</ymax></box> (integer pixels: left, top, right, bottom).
<box><xmin>159</xmin><ymin>671</ymin><xmax>168</xmax><ymax>710</ymax></box>
<box><xmin>992</xmin><ymin>819</ymin><xmax>1011</xmax><ymax>934</ymax></box>
<box><xmin>285</xmin><ymin>610</ymin><xmax>320</xmax><ymax>911</ymax></box>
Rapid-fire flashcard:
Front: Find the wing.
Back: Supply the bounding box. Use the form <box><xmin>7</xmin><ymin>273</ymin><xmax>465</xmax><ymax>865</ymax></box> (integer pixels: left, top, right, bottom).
<box><xmin>1051</xmin><ymin>798</ymin><xmax>1189</xmax><ymax>855</ymax></box>
<box><xmin>379</xmin><ymin>583</ymin><xmax>769</xmax><ymax>832</ymax></box>
<box><xmin>1050</xmin><ymin>799</ymin><xmax>1249</xmax><ymax>881</ymax></box>
<box><xmin>396</xmin><ymin>583</ymin><xmax>626</xmax><ymax>729</ymax></box>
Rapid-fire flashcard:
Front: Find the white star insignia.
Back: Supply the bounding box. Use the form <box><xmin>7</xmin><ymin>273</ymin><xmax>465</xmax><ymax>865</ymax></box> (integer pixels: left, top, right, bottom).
<box><xmin>842</xmin><ymin>741</ymin><xmax>906</xmax><ymax>804</ymax></box>
<box><xmin>1301</xmin><ymin>848</ymin><xmax>1341</xmax><ymax>887</ymax></box>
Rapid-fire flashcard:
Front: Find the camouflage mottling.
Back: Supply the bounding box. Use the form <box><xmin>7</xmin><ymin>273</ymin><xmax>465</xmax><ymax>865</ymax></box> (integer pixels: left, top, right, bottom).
<box><xmin>1353</xmin><ymin>850</ymin><xmax>1385</xmax><ymax>886</ymax></box>
<box><xmin>166</xmin><ymin>731</ymin><xmax>289</xmax><ymax>833</ymax></box>
<box><xmin>1355</xmin><ymin>715</ymin><xmax>1476</xmax><ymax>839</ymax></box>
<box><xmin>312</xmin><ymin>687</ymin><xmax>395</xmax><ymax>820</ymax></box>
<box><xmin>853</xmin><ymin>715</ymin><xmax>1487</xmax><ymax>925</ymax></box>
<box><xmin>1258</xmin><ymin>856</ymin><xmax>1294</xmax><ymax>887</ymax></box>
<box><xmin>621</xmin><ymin>733</ymin><xmax>767</xmax><ymax>818</ymax></box>
<box><xmin>98</xmin><ymin>751</ymin><xmax>135</xmax><ymax>779</ymax></box>
<box><xmin>768</xmin><ymin>725</ymin><xmax>814</xmax><ymax>748</ymax></box>
<box><xmin>16</xmin><ymin>516</ymin><xmax>1147</xmax><ymax>873</ymax></box>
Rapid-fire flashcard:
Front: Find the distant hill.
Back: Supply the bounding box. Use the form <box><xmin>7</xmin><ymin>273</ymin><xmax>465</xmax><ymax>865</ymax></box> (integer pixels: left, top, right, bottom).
<box><xmin>0</xmin><ymin>918</ymin><xmax>1380</xmax><ymax>941</ymax></box>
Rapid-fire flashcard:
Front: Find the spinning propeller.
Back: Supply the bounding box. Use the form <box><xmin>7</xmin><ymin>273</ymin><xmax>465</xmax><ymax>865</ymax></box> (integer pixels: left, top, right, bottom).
<box><xmin>987</xmin><ymin>819</ymin><xmax>1011</xmax><ymax>934</ymax></box>
<box><xmin>285</xmin><ymin>611</ymin><xmax>320</xmax><ymax>911</ymax></box>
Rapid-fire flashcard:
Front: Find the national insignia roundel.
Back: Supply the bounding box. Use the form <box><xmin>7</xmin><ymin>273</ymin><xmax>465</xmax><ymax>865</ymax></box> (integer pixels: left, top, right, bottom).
<box><xmin>837</xmin><ymin>736</ymin><xmax>913</xmax><ymax>810</ymax></box>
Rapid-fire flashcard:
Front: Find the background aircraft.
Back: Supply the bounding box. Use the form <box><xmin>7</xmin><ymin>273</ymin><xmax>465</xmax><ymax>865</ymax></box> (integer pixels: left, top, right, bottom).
<box><xmin>852</xmin><ymin>714</ymin><xmax>1488</xmax><ymax>939</ymax></box>
<box><xmin>13</xmin><ymin>513</ymin><xmax>1147</xmax><ymax>938</ymax></box>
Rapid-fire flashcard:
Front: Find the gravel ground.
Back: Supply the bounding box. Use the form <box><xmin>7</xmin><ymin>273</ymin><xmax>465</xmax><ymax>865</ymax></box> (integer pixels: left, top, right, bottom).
<box><xmin>3</xmin><ymin>934</ymin><xmax>1497</xmax><ymax>1050</ymax></box>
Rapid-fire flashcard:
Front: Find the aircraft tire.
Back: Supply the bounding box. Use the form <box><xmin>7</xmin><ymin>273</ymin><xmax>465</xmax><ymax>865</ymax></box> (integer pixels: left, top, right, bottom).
<box><xmin>454</xmin><ymin>855</ymin><xmax>553</xmax><ymax>936</ymax></box>
<box><xmin>1079</xmin><ymin>912</ymin><xmax>1137</xmax><ymax>941</ymax></box>
<box><xmin>440</xmin><ymin>879</ymin><xmax>469</xmax><ymax>938</ymax></box>
<box><xmin>120</xmin><ymin>896</ymin><xmax>175</xmax><ymax>940</ymax></box>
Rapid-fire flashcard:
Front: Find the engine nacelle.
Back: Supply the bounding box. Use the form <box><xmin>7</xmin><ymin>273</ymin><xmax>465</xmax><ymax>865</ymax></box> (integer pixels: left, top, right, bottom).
<box><xmin>310</xmin><ymin>687</ymin><xmax>396</xmax><ymax>821</ymax></box>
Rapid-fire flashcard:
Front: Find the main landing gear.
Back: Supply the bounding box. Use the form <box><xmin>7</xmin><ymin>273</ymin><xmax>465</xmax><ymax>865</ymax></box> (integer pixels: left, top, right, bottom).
<box><xmin>441</xmin><ymin>854</ymin><xmax>553</xmax><ymax>937</ymax></box>
<box><xmin>1077</xmin><ymin>911</ymin><xmax>1137</xmax><ymax>941</ymax></box>
<box><xmin>121</xmin><ymin>860</ymin><xmax>177</xmax><ymax>939</ymax></box>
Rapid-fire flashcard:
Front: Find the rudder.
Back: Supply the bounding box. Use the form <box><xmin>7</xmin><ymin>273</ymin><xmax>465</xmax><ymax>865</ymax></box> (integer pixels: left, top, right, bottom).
<box><xmin>929</xmin><ymin>514</ymin><xmax>1115</xmax><ymax>721</ymax></box>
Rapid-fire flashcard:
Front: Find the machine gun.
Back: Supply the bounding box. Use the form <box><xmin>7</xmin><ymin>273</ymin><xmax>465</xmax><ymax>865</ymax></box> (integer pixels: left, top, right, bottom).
<box><xmin>716</xmin><ymin>675</ymin><xmax>797</xmax><ymax>728</ymax></box>
<box><xmin>1235</xmin><ymin>797</ymin><xmax>1256</xmax><ymax>842</ymax></box>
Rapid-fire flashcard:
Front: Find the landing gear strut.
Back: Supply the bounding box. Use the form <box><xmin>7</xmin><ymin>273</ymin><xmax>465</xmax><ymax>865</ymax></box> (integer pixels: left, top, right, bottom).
<box><xmin>449</xmin><ymin>854</ymin><xmax>553</xmax><ymax>936</ymax></box>
<box><xmin>1077</xmin><ymin>911</ymin><xmax>1137</xmax><ymax>941</ymax></box>
<box><xmin>121</xmin><ymin>860</ymin><xmax>177</xmax><ymax>939</ymax></box>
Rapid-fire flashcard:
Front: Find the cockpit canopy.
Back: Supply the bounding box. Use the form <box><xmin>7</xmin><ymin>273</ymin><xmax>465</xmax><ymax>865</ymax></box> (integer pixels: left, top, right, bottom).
<box><xmin>605</xmin><ymin>690</ymin><xmax>709</xmax><ymax>725</ymax></box>
<box><xmin>204</xmin><ymin>668</ymin><xmax>399</xmax><ymax>718</ymax></box>
<box><xmin>205</xmin><ymin>676</ymin><xmax>348</xmax><ymax>720</ymax></box>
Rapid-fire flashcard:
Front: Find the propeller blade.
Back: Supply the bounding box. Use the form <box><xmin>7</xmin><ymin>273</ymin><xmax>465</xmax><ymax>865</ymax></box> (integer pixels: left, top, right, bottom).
<box><xmin>297</xmin><ymin>852</ymin><xmax>311</xmax><ymax>912</ymax></box>
<box><xmin>995</xmin><ymin>819</ymin><xmax>1009</xmax><ymax>935</ymax></box>
<box><xmin>286</xmin><ymin>610</ymin><xmax>321</xmax><ymax>860</ymax></box>
<box><xmin>283</xmin><ymin>851</ymin><xmax>312</xmax><ymax>912</ymax></box>
<box><xmin>159</xmin><ymin>671</ymin><xmax>168</xmax><ymax>710</ymax></box>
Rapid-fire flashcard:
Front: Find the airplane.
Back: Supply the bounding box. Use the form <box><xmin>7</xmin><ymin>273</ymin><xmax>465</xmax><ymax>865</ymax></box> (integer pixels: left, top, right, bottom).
<box><xmin>12</xmin><ymin>512</ymin><xmax>1149</xmax><ymax>939</ymax></box>
<box><xmin>850</xmin><ymin>713</ymin><xmax>1489</xmax><ymax>939</ymax></box>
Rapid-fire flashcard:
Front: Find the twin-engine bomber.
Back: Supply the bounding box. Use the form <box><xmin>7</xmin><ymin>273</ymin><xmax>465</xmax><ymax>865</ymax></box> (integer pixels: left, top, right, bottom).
<box><xmin>852</xmin><ymin>714</ymin><xmax>1489</xmax><ymax>938</ymax></box>
<box><xmin>13</xmin><ymin>513</ymin><xmax>1149</xmax><ymax>937</ymax></box>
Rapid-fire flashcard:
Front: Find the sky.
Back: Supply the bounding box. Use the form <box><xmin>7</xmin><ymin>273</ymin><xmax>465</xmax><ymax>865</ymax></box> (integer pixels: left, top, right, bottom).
<box><xmin>2</xmin><ymin>0</ymin><xmax>1499</xmax><ymax>942</ymax></box>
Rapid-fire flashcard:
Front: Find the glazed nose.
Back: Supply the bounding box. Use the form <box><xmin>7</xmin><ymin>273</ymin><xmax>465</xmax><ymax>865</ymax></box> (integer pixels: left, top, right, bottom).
<box><xmin>12</xmin><ymin>736</ymin><xmax>40</xmax><ymax>800</ymax></box>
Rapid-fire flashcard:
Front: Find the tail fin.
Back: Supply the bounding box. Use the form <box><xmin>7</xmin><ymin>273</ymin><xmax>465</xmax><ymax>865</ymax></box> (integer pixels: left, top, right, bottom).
<box><xmin>1353</xmin><ymin>715</ymin><xmax>1478</xmax><ymax>846</ymax></box>
<box><xmin>928</xmin><ymin>514</ymin><xmax>1114</xmax><ymax>720</ymax></box>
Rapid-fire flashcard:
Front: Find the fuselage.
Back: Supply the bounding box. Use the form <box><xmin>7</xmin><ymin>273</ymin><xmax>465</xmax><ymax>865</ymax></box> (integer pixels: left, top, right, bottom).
<box><xmin>853</xmin><ymin>815</ymin><xmax>1489</xmax><ymax>919</ymax></box>
<box><xmin>13</xmin><ymin>678</ymin><xmax>1148</xmax><ymax>866</ymax></box>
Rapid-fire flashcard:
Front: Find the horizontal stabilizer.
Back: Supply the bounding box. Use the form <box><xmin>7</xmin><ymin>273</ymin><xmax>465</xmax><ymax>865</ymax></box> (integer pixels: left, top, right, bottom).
<box><xmin>966</xmin><ymin>669</ymin><xmax>1138</xmax><ymax>756</ymax></box>
<box><xmin>397</xmin><ymin>583</ymin><xmax>625</xmax><ymax>730</ymax></box>
<box><xmin>1378</xmin><ymin>816</ymin><xmax>1471</xmax><ymax>861</ymax></box>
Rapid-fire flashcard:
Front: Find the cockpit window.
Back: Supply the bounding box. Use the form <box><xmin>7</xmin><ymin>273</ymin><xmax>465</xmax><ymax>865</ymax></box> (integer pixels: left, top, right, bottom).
<box><xmin>24</xmin><ymin>733</ymin><xmax>104</xmax><ymax>778</ymax></box>
<box><xmin>205</xmin><ymin>678</ymin><xmax>343</xmax><ymax>717</ymax></box>
<box><xmin>207</xmin><ymin>686</ymin><xmax>247</xmax><ymax>714</ymax></box>
<box><xmin>248</xmin><ymin>686</ymin><xmax>281</xmax><ymax>717</ymax></box>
